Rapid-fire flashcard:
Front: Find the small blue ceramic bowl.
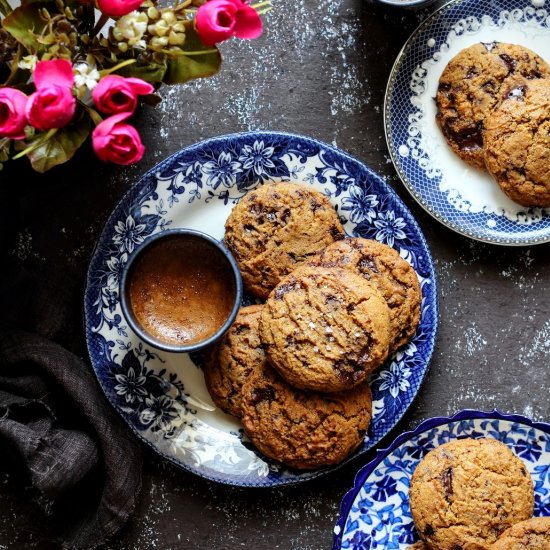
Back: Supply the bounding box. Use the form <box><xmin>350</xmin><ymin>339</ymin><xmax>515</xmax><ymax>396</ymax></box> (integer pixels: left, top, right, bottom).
<box><xmin>120</xmin><ymin>228</ymin><xmax>243</xmax><ymax>354</ymax></box>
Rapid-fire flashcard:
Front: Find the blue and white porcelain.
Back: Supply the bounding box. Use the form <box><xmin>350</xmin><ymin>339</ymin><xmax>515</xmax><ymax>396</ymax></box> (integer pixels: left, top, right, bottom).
<box><xmin>384</xmin><ymin>0</ymin><xmax>550</xmax><ymax>245</ymax></box>
<box><xmin>84</xmin><ymin>131</ymin><xmax>438</xmax><ymax>487</ymax></box>
<box><xmin>333</xmin><ymin>410</ymin><xmax>550</xmax><ymax>549</ymax></box>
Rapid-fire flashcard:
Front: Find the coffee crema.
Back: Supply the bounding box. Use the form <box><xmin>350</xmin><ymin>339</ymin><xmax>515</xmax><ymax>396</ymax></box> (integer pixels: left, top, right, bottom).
<box><xmin>128</xmin><ymin>235</ymin><xmax>237</xmax><ymax>346</ymax></box>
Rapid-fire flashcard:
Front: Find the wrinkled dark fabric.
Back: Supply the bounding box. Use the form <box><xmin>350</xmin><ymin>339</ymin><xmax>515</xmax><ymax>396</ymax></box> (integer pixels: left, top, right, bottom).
<box><xmin>0</xmin><ymin>258</ymin><xmax>142</xmax><ymax>549</ymax></box>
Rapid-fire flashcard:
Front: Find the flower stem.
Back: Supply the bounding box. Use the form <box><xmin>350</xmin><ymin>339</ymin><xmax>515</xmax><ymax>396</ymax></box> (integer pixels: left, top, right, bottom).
<box><xmin>98</xmin><ymin>58</ymin><xmax>137</xmax><ymax>77</ymax></box>
<box><xmin>0</xmin><ymin>0</ymin><xmax>12</xmax><ymax>16</ymax></box>
<box><xmin>179</xmin><ymin>49</ymin><xmax>218</xmax><ymax>56</ymax></box>
<box><xmin>13</xmin><ymin>129</ymin><xmax>58</xmax><ymax>160</ymax></box>
<box><xmin>92</xmin><ymin>13</ymin><xmax>110</xmax><ymax>36</ymax></box>
<box><xmin>251</xmin><ymin>0</ymin><xmax>271</xmax><ymax>9</ymax></box>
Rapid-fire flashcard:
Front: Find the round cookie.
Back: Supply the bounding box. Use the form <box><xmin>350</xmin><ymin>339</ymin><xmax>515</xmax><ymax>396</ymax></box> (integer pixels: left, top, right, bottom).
<box><xmin>410</xmin><ymin>438</ymin><xmax>534</xmax><ymax>550</ymax></box>
<box><xmin>224</xmin><ymin>182</ymin><xmax>345</xmax><ymax>299</ymax></box>
<box><xmin>435</xmin><ymin>42</ymin><xmax>550</xmax><ymax>170</ymax></box>
<box><xmin>203</xmin><ymin>305</ymin><xmax>266</xmax><ymax>418</ymax></box>
<box><xmin>408</xmin><ymin>543</ymin><xmax>428</xmax><ymax>550</ymax></box>
<box><xmin>259</xmin><ymin>265</ymin><xmax>391</xmax><ymax>393</ymax></box>
<box><xmin>491</xmin><ymin>517</ymin><xmax>550</xmax><ymax>549</ymax></box>
<box><xmin>484</xmin><ymin>78</ymin><xmax>550</xmax><ymax>207</ymax></box>
<box><xmin>309</xmin><ymin>238</ymin><xmax>421</xmax><ymax>353</ymax></box>
<box><xmin>240</xmin><ymin>361</ymin><xmax>372</xmax><ymax>470</ymax></box>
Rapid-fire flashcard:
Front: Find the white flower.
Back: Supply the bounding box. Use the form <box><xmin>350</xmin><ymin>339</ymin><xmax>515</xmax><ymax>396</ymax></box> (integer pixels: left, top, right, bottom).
<box><xmin>113</xmin><ymin>11</ymin><xmax>149</xmax><ymax>50</ymax></box>
<box><xmin>18</xmin><ymin>55</ymin><xmax>37</xmax><ymax>71</ymax></box>
<box><xmin>378</xmin><ymin>361</ymin><xmax>412</xmax><ymax>399</ymax></box>
<box><xmin>373</xmin><ymin>210</ymin><xmax>407</xmax><ymax>247</ymax></box>
<box><xmin>74</xmin><ymin>62</ymin><xmax>100</xmax><ymax>91</ymax></box>
<box><xmin>113</xmin><ymin>215</ymin><xmax>147</xmax><ymax>253</ymax></box>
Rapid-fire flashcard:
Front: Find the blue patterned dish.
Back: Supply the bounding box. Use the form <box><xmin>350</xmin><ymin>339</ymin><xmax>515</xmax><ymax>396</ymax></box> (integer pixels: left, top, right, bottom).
<box><xmin>84</xmin><ymin>131</ymin><xmax>438</xmax><ymax>487</ymax></box>
<box><xmin>333</xmin><ymin>409</ymin><xmax>550</xmax><ymax>549</ymax></box>
<box><xmin>384</xmin><ymin>0</ymin><xmax>550</xmax><ymax>245</ymax></box>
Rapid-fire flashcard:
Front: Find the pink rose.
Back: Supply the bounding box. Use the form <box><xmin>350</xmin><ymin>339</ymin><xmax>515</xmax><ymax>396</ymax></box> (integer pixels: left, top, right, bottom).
<box><xmin>0</xmin><ymin>88</ymin><xmax>29</xmax><ymax>140</ymax></box>
<box><xmin>92</xmin><ymin>75</ymin><xmax>154</xmax><ymax>115</ymax></box>
<box><xmin>196</xmin><ymin>0</ymin><xmax>262</xmax><ymax>47</ymax></box>
<box><xmin>92</xmin><ymin>113</ymin><xmax>145</xmax><ymax>165</ymax></box>
<box><xmin>26</xmin><ymin>59</ymin><xmax>76</xmax><ymax>131</ymax></box>
<box><xmin>97</xmin><ymin>0</ymin><xmax>144</xmax><ymax>17</ymax></box>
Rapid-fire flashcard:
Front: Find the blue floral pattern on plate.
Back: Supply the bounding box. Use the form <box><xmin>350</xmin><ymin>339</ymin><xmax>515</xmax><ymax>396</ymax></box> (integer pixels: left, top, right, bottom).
<box><xmin>333</xmin><ymin>410</ymin><xmax>550</xmax><ymax>549</ymax></box>
<box><xmin>84</xmin><ymin>131</ymin><xmax>438</xmax><ymax>487</ymax></box>
<box><xmin>384</xmin><ymin>0</ymin><xmax>550</xmax><ymax>245</ymax></box>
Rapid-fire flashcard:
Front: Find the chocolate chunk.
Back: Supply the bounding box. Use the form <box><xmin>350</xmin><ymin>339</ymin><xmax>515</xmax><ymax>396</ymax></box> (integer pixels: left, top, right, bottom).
<box><xmin>499</xmin><ymin>53</ymin><xmax>517</xmax><ymax>73</ymax></box>
<box><xmin>251</xmin><ymin>387</ymin><xmax>275</xmax><ymax>405</ymax></box>
<box><xmin>358</xmin><ymin>255</ymin><xmax>378</xmax><ymax>273</ymax></box>
<box><xmin>441</xmin><ymin>467</ymin><xmax>453</xmax><ymax>501</ymax></box>
<box><xmin>424</xmin><ymin>525</ymin><xmax>435</xmax><ymax>537</ymax></box>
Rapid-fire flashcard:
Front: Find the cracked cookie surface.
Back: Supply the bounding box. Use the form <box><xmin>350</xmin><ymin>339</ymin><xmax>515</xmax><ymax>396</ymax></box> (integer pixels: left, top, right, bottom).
<box><xmin>435</xmin><ymin>42</ymin><xmax>550</xmax><ymax>170</ymax></box>
<box><xmin>410</xmin><ymin>438</ymin><xmax>534</xmax><ymax>550</ymax></box>
<box><xmin>203</xmin><ymin>305</ymin><xmax>266</xmax><ymax>418</ymax></box>
<box><xmin>224</xmin><ymin>182</ymin><xmax>345</xmax><ymax>299</ymax></box>
<box><xmin>490</xmin><ymin>517</ymin><xmax>550</xmax><ymax>549</ymax></box>
<box><xmin>259</xmin><ymin>265</ymin><xmax>391</xmax><ymax>393</ymax></box>
<box><xmin>484</xmin><ymin>78</ymin><xmax>550</xmax><ymax>207</ymax></box>
<box><xmin>240</xmin><ymin>361</ymin><xmax>372</xmax><ymax>470</ymax></box>
<box><xmin>308</xmin><ymin>238</ymin><xmax>421</xmax><ymax>353</ymax></box>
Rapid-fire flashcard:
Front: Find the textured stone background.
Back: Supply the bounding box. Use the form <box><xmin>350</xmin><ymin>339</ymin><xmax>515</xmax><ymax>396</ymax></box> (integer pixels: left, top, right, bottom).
<box><xmin>2</xmin><ymin>0</ymin><xmax>550</xmax><ymax>548</ymax></box>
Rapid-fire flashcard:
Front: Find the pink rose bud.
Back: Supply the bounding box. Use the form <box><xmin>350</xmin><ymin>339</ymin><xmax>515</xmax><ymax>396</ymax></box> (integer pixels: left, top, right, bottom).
<box><xmin>97</xmin><ymin>0</ymin><xmax>144</xmax><ymax>17</ymax></box>
<box><xmin>0</xmin><ymin>88</ymin><xmax>29</xmax><ymax>140</ymax></box>
<box><xmin>92</xmin><ymin>75</ymin><xmax>154</xmax><ymax>115</ymax></box>
<box><xmin>92</xmin><ymin>113</ymin><xmax>145</xmax><ymax>165</ymax></box>
<box><xmin>26</xmin><ymin>86</ymin><xmax>76</xmax><ymax>131</ymax></box>
<box><xmin>196</xmin><ymin>0</ymin><xmax>262</xmax><ymax>47</ymax></box>
<box><xmin>26</xmin><ymin>59</ymin><xmax>76</xmax><ymax>131</ymax></box>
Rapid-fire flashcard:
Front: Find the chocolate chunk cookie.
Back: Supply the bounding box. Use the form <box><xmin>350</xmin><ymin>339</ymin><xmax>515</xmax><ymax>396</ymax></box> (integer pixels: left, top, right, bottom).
<box><xmin>435</xmin><ymin>42</ymin><xmax>550</xmax><ymax>170</ymax></box>
<box><xmin>491</xmin><ymin>517</ymin><xmax>550</xmax><ymax>549</ymax></box>
<box><xmin>224</xmin><ymin>182</ymin><xmax>345</xmax><ymax>299</ymax></box>
<box><xmin>484</xmin><ymin>78</ymin><xmax>550</xmax><ymax>207</ymax></box>
<box><xmin>240</xmin><ymin>362</ymin><xmax>372</xmax><ymax>470</ymax></box>
<box><xmin>309</xmin><ymin>238</ymin><xmax>421</xmax><ymax>353</ymax></box>
<box><xmin>203</xmin><ymin>305</ymin><xmax>266</xmax><ymax>418</ymax></box>
<box><xmin>259</xmin><ymin>265</ymin><xmax>391</xmax><ymax>393</ymax></box>
<box><xmin>410</xmin><ymin>438</ymin><xmax>534</xmax><ymax>550</ymax></box>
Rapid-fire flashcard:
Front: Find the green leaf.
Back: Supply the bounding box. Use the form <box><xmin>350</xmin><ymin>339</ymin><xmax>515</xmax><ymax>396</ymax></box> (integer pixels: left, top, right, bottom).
<box><xmin>118</xmin><ymin>61</ymin><xmax>167</xmax><ymax>84</ymax></box>
<box><xmin>1</xmin><ymin>46</ymin><xmax>31</xmax><ymax>87</ymax></box>
<box><xmin>163</xmin><ymin>28</ymin><xmax>221</xmax><ymax>85</ymax></box>
<box><xmin>27</xmin><ymin>120</ymin><xmax>90</xmax><ymax>173</ymax></box>
<box><xmin>2</xmin><ymin>4</ymin><xmax>48</xmax><ymax>51</ymax></box>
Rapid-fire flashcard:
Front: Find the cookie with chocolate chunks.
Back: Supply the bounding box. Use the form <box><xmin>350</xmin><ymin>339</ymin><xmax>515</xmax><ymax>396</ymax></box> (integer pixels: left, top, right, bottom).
<box><xmin>491</xmin><ymin>517</ymin><xmax>550</xmax><ymax>549</ymax></box>
<box><xmin>203</xmin><ymin>305</ymin><xmax>266</xmax><ymax>418</ymax></box>
<box><xmin>410</xmin><ymin>438</ymin><xmax>534</xmax><ymax>550</ymax></box>
<box><xmin>259</xmin><ymin>265</ymin><xmax>391</xmax><ymax>393</ymax></box>
<box><xmin>435</xmin><ymin>42</ymin><xmax>550</xmax><ymax>170</ymax></box>
<box><xmin>224</xmin><ymin>182</ymin><xmax>345</xmax><ymax>300</ymax></box>
<box><xmin>240</xmin><ymin>361</ymin><xmax>372</xmax><ymax>470</ymax></box>
<box><xmin>308</xmin><ymin>237</ymin><xmax>421</xmax><ymax>354</ymax></box>
<box><xmin>484</xmin><ymin>77</ymin><xmax>550</xmax><ymax>207</ymax></box>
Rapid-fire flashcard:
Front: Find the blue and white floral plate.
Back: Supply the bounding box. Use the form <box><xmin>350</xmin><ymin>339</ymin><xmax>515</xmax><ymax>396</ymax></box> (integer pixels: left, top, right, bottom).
<box><xmin>385</xmin><ymin>0</ymin><xmax>550</xmax><ymax>245</ymax></box>
<box><xmin>333</xmin><ymin>409</ymin><xmax>550</xmax><ymax>549</ymax></box>
<box><xmin>84</xmin><ymin>131</ymin><xmax>438</xmax><ymax>487</ymax></box>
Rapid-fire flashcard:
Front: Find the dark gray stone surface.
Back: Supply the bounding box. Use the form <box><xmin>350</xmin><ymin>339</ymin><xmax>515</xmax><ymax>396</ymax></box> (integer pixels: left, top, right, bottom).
<box><xmin>1</xmin><ymin>0</ymin><xmax>550</xmax><ymax>548</ymax></box>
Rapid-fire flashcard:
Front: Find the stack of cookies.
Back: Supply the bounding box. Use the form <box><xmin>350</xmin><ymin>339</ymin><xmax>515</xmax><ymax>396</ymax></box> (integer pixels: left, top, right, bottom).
<box><xmin>408</xmin><ymin>438</ymin><xmax>550</xmax><ymax>549</ymax></box>
<box><xmin>203</xmin><ymin>182</ymin><xmax>422</xmax><ymax>470</ymax></box>
<box><xmin>435</xmin><ymin>41</ymin><xmax>550</xmax><ymax>207</ymax></box>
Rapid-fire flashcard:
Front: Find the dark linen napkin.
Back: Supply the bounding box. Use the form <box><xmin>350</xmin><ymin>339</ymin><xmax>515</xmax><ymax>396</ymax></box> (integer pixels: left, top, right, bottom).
<box><xmin>0</xmin><ymin>258</ymin><xmax>142</xmax><ymax>549</ymax></box>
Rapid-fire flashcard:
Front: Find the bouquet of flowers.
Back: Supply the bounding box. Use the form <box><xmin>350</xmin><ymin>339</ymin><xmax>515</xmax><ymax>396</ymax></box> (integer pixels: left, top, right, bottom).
<box><xmin>0</xmin><ymin>0</ymin><xmax>269</xmax><ymax>172</ymax></box>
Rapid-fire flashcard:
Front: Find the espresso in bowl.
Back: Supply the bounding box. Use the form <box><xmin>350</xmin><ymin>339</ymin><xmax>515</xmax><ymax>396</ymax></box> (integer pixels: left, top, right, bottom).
<box><xmin>120</xmin><ymin>229</ymin><xmax>242</xmax><ymax>353</ymax></box>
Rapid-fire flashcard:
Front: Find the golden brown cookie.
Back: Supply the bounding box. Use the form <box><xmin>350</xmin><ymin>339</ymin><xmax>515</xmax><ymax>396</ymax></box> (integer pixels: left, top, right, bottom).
<box><xmin>484</xmin><ymin>78</ymin><xmax>550</xmax><ymax>207</ymax></box>
<box><xmin>224</xmin><ymin>182</ymin><xmax>345</xmax><ymax>299</ymax></box>
<box><xmin>408</xmin><ymin>543</ymin><xmax>428</xmax><ymax>550</ymax></box>
<box><xmin>490</xmin><ymin>517</ymin><xmax>550</xmax><ymax>549</ymax></box>
<box><xmin>410</xmin><ymin>438</ymin><xmax>534</xmax><ymax>550</ymax></box>
<box><xmin>308</xmin><ymin>238</ymin><xmax>421</xmax><ymax>353</ymax></box>
<box><xmin>435</xmin><ymin>42</ymin><xmax>550</xmax><ymax>170</ymax></box>
<box><xmin>240</xmin><ymin>361</ymin><xmax>372</xmax><ymax>470</ymax></box>
<box><xmin>259</xmin><ymin>265</ymin><xmax>391</xmax><ymax>393</ymax></box>
<box><xmin>203</xmin><ymin>305</ymin><xmax>266</xmax><ymax>418</ymax></box>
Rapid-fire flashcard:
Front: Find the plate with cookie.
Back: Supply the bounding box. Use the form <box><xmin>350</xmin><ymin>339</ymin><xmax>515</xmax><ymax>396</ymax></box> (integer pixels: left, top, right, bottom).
<box><xmin>84</xmin><ymin>131</ymin><xmax>438</xmax><ymax>486</ymax></box>
<box><xmin>333</xmin><ymin>409</ymin><xmax>550</xmax><ymax>549</ymax></box>
<box><xmin>384</xmin><ymin>0</ymin><xmax>550</xmax><ymax>245</ymax></box>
